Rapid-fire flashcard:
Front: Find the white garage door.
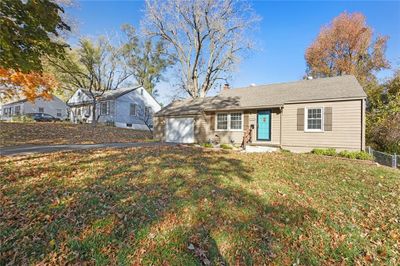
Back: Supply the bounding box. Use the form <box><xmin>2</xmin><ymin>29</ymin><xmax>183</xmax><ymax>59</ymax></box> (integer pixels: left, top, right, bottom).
<box><xmin>165</xmin><ymin>117</ymin><xmax>195</xmax><ymax>143</ymax></box>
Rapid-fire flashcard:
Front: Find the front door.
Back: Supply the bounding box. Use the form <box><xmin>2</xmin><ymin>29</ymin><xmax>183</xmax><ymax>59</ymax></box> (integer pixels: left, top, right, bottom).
<box><xmin>257</xmin><ymin>110</ymin><xmax>271</xmax><ymax>141</ymax></box>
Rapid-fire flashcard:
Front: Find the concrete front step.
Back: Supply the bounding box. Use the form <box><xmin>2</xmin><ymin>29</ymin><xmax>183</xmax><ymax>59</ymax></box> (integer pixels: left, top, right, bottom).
<box><xmin>244</xmin><ymin>145</ymin><xmax>279</xmax><ymax>153</ymax></box>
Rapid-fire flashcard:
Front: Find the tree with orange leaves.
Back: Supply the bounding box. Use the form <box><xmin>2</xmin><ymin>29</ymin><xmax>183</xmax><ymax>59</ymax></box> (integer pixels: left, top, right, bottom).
<box><xmin>0</xmin><ymin>68</ymin><xmax>59</xmax><ymax>101</ymax></box>
<box><xmin>305</xmin><ymin>12</ymin><xmax>389</xmax><ymax>86</ymax></box>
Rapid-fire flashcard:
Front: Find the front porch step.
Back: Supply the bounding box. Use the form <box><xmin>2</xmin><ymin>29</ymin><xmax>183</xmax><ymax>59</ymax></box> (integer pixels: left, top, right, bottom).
<box><xmin>248</xmin><ymin>142</ymin><xmax>280</xmax><ymax>147</ymax></box>
<box><xmin>244</xmin><ymin>145</ymin><xmax>279</xmax><ymax>153</ymax></box>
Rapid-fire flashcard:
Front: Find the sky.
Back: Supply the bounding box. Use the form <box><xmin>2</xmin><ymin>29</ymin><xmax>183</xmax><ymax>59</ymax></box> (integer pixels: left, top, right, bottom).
<box><xmin>66</xmin><ymin>0</ymin><xmax>400</xmax><ymax>104</ymax></box>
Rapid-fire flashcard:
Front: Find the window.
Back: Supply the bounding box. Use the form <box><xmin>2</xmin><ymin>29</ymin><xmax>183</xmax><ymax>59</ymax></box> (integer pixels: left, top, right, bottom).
<box><xmin>77</xmin><ymin>108</ymin><xmax>81</xmax><ymax>116</ymax></box>
<box><xmin>230</xmin><ymin>113</ymin><xmax>242</xmax><ymax>130</ymax></box>
<box><xmin>14</xmin><ymin>106</ymin><xmax>21</xmax><ymax>116</ymax></box>
<box><xmin>305</xmin><ymin>107</ymin><xmax>323</xmax><ymax>131</ymax></box>
<box><xmin>38</xmin><ymin>107</ymin><xmax>44</xmax><ymax>113</ymax></box>
<box><xmin>216</xmin><ymin>113</ymin><xmax>228</xmax><ymax>130</ymax></box>
<box><xmin>100</xmin><ymin>101</ymin><xmax>109</xmax><ymax>115</ymax></box>
<box><xmin>56</xmin><ymin>109</ymin><xmax>62</xmax><ymax>117</ymax></box>
<box><xmin>216</xmin><ymin>113</ymin><xmax>243</xmax><ymax>131</ymax></box>
<box><xmin>144</xmin><ymin>106</ymin><xmax>149</xmax><ymax>118</ymax></box>
<box><xmin>130</xmin><ymin>104</ymin><xmax>137</xmax><ymax>116</ymax></box>
<box><xmin>4</xmin><ymin>107</ymin><xmax>12</xmax><ymax>117</ymax></box>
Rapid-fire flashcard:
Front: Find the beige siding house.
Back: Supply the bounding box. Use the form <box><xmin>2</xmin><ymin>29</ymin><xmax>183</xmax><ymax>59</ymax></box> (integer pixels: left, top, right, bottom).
<box><xmin>154</xmin><ymin>75</ymin><xmax>367</xmax><ymax>152</ymax></box>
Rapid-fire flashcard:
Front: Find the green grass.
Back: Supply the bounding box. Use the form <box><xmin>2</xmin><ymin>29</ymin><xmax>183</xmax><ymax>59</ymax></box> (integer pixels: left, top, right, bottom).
<box><xmin>220</xmin><ymin>144</ymin><xmax>233</xmax><ymax>149</ymax></box>
<box><xmin>0</xmin><ymin>146</ymin><xmax>399</xmax><ymax>265</ymax></box>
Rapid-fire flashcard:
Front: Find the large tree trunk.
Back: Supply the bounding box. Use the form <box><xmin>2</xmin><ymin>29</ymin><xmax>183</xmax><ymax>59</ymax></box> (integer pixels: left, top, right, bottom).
<box><xmin>92</xmin><ymin>99</ymin><xmax>97</xmax><ymax>127</ymax></box>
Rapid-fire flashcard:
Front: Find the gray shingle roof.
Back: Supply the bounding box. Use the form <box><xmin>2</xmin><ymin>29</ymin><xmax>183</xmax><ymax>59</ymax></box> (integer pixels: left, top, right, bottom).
<box><xmin>156</xmin><ymin>75</ymin><xmax>366</xmax><ymax>116</ymax></box>
<box><xmin>81</xmin><ymin>86</ymin><xmax>141</xmax><ymax>101</ymax></box>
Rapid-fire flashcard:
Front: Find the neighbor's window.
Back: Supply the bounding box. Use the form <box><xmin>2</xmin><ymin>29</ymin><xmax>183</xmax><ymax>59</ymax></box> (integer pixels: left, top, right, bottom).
<box><xmin>306</xmin><ymin>108</ymin><xmax>323</xmax><ymax>131</ymax></box>
<box><xmin>100</xmin><ymin>101</ymin><xmax>109</xmax><ymax>115</ymax></box>
<box><xmin>14</xmin><ymin>106</ymin><xmax>21</xmax><ymax>116</ymax></box>
<box><xmin>56</xmin><ymin>109</ymin><xmax>62</xmax><ymax>117</ymax></box>
<box><xmin>216</xmin><ymin>113</ymin><xmax>228</xmax><ymax>130</ymax></box>
<box><xmin>130</xmin><ymin>103</ymin><xmax>137</xmax><ymax>116</ymax></box>
<box><xmin>38</xmin><ymin>107</ymin><xmax>44</xmax><ymax>113</ymax></box>
<box><xmin>230</xmin><ymin>113</ymin><xmax>242</xmax><ymax>130</ymax></box>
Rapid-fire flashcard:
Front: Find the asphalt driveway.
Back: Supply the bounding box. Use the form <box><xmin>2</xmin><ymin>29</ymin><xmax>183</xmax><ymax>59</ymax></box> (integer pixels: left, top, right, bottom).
<box><xmin>0</xmin><ymin>142</ymin><xmax>175</xmax><ymax>156</ymax></box>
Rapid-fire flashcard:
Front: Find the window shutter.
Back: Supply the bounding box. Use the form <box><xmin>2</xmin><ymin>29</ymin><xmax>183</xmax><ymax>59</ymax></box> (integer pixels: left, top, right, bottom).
<box><xmin>324</xmin><ymin>107</ymin><xmax>332</xmax><ymax>131</ymax></box>
<box><xmin>297</xmin><ymin>108</ymin><xmax>304</xmax><ymax>131</ymax></box>
<box><xmin>244</xmin><ymin>112</ymin><xmax>249</xmax><ymax>129</ymax></box>
<box><xmin>209</xmin><ymin>114</ymin><xmax>215</xmax><ymax>131</ymax></box>
<box><xmin>110</xmin><ymin>101</ymin><xmax>115</xmax><ymax>116</ymax></box>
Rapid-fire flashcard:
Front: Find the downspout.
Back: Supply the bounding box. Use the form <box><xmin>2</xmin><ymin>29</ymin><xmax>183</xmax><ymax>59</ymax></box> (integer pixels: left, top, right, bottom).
<box><xmin>361</xmin><ymin>99</ymin><xmax>364</xmax><ymax>151</ymax></box>
<box><xmin>280</xmin><ymin>106</ymin><xmax>283</xmax><ymax>149</ymax></box>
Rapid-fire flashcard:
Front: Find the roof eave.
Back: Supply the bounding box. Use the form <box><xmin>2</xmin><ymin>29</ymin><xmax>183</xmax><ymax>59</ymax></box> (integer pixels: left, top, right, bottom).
<box><xmin>284</xmin><ymin>96</ymin><xmax>367</xmax><ymax>104</ymax></box>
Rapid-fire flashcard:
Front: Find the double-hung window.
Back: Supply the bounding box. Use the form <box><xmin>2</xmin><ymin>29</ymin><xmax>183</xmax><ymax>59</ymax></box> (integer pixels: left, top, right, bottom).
<box><xmin>216</xmin><ymin>113</ymin><xmax>242</xmax><ymax>131</ymax></box>
<box><xmin>216</xmin><ymin>113</ymin><xmax>228</xmax><ymax>130</ymax></box>
<box><xmin>305</xmin><ymin>107</ymin><xmax>323</xmax><ymax>132</ymax></box>
<box><xmin>14</xmin><ymin>106</ymin><xmax>21</xmax><ymax>116</ymax></box>
<box><xmin>130</xmin><ymin>104</ymin><xmax>137</xmax><ymax>116</ymax></box>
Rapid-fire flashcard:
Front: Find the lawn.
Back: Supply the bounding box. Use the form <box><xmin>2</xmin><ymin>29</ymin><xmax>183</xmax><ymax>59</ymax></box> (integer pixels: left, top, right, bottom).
<box><xmin>0</xmin><ymin>122</ymin><xmax>152</xmax><ymax>147</ymax></box>
<box><xmin>0</xmin><ymin>146</ymin><xmax>399</xmax><ymax>265</ymax></box>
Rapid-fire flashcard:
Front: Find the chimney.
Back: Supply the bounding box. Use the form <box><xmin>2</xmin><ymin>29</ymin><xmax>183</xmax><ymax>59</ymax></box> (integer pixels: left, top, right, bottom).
<box><xmin>223</xmin><ymin>83</ymin><xmax>230</xmax><ymax>90</ymax></box>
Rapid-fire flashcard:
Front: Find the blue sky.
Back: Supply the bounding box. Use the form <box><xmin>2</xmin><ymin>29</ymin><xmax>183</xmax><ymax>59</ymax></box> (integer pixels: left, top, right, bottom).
<box><xmin>66</xmin><ymin>1</ymin><xmax>400</xmax><ymax>104</ymax></box>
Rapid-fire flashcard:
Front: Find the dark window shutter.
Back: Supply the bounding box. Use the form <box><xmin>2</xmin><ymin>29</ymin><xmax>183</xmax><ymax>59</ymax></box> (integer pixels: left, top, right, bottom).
<box><xmin>209</xmin><ymin>114</ymin><xmax>215</xmax><ymax>131</ymax></box>
<box><xmin>297</xmin><ymin>108</ymin><xmax>304</xmax><ymax>131</ymax></box>
<box><xmin>110</xmin><ymin>100</ymin><xmax>115</xmax><ymax>115</ymax></box>
<box><xmin>244</xmin><ymin>112</ymin><xmax>249</xmax><ymax>129</ymax></box>
<box><xmin>324</xmin><ymin>107</ymin><xmax>332</xmax><ymax>131</ymax></box>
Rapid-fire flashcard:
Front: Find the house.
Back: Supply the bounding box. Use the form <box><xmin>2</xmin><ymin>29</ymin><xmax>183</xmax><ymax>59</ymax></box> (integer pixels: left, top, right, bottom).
<box><xmin>0</xmin><ymin>95</ymin><xmax>68</xmax><ymax>121</ymax></box>
<box><xmin>67</xmin><ymin>86</ymin><xmax>161</xmax><ymax>130</ymax></box>
<box><xmin>154</xmin><ymin>75</ymin><xmax>367</xmax><ymax>152</ymax></box>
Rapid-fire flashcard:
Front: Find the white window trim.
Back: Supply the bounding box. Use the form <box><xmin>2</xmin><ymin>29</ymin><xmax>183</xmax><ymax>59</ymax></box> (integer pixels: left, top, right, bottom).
<box><xmin>215</xmin><ymin>112</ymin><xmax>243</xmax><ymax>132</ymax></box>
<box><xmin>130</xmin><ymin>103</ymin><xmax>137</xmax><ymax>116</ymax></box>
<box><xmin>304</xmin><ymin>107</ymin><xmax>324</xmax><ymax>132</ymax></box>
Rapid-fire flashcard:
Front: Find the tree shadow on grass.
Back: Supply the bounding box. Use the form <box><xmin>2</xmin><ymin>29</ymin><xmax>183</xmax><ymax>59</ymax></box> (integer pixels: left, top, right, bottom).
<box><xmin>0</xmin><ymin>146</ymin><xmax>319</xmax><ymax>265</ymax></box>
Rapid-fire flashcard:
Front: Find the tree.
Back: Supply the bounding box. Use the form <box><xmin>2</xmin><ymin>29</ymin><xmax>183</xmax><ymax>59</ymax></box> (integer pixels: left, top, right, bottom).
<box><xmin>0</xmin><ymin>68</ymin><xmax>58</xmax><ymax>101</ymax></box>
<box><xmin>305</xmin><ymin>12</ymin><xmax>389</xmax><ymax>86</ymax></box>
<box><xmin>47</xmin><ymin>37</ymin><xmax>132</xmax><ymax>125</ymax></box>
<box><xmin>366</xmin><ymin>70</ymin><xmax>400</xmax><ymax>153</ymax></box>
<box><xmin>121</xmin><ymin>24</ymin><xmax>173</xmax><ymax>96</ymax></box>
<box><xmin>0</xmin><ymin>0</ymin><xmax>70</xmax><ymax>100</ymax></box>
<box><xmin>143</xmin><ymin>0</ymin><xmax>259</xmax><ymax>98</ymax></box>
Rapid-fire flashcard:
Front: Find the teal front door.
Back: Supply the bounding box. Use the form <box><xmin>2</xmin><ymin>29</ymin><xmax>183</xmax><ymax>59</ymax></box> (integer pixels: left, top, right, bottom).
<box><xmin>257</xmin><ymin>111</ymin><xmax>271</xmax><ymax>141</ymax></box>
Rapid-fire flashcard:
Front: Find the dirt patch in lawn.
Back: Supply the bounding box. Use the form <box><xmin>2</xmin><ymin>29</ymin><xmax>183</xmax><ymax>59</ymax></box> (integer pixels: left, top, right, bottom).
<box><xmin>0</xmin><ymin>146</ymin><xmax>399</xmax><ymax>265</ymax></box>
<box><xmin>0</xmin><ymin>122</ymin><xmax>152</xmax><ymax>147</ymax></box>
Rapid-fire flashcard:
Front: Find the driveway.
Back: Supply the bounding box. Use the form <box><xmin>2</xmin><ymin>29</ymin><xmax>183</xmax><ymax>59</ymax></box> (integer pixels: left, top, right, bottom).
<box><xmin>0</xmin><ymin>142</ymin><xmax>176</xmax><ymax>156</ymax></box>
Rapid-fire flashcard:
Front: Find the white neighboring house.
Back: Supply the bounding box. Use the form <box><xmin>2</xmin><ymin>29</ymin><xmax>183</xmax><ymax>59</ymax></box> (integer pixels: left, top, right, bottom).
<box><xmin>67</xmin><ymin>86</ymin><xmax>161</xmax><ymax>130</ymax></box>
<box><xmin>0</xmin><ymin>95</ymin><xmax>68</xmax><ymax>121</ymax></box>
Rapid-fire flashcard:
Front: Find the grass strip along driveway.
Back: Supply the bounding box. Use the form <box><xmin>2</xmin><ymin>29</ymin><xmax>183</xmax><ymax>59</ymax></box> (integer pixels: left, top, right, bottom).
<box><xmin>0</xmin><ymin>146</ymin><xmax>399</xmax><ymax>265</ymax></box>
<box><xmin>0</xmin><ymin>122</ymin><xmax>152</xmax><ymax>148</ymax></box>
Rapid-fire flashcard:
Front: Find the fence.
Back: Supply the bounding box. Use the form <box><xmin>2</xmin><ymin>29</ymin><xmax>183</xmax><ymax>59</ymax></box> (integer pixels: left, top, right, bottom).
<box><xmin>366</xmin><ymin>147</ymin><xmax>399</xmax><ymax>169</ymax></box>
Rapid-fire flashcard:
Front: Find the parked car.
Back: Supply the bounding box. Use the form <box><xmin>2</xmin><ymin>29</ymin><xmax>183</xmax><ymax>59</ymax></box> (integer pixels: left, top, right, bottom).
<box><xmin>26</xmin><ymin>113</ymin><xmax>61</xmax><ymax>122</ymax></box>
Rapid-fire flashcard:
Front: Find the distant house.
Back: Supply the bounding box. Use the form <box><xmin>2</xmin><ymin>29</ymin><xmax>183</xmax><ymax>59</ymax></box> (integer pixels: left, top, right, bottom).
<box><xmin>67</xmin><ymin>86</ymin><xmax>161</xmax><ymax>130</ymax></box>
<box><xmin>154</xmin><ymin>75</ymin><xmax>367</xmax><ymax>152</ymax></box>
<box><xmin>0</xmin><ymin>95</ymin><xmax>68</xmax><ymax>121</ymax></box>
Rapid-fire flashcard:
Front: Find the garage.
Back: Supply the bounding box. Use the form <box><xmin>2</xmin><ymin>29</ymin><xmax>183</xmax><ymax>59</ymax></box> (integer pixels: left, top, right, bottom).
<box><xmin>165</xmin><ymin>117</ymin><xmax>195</xmax><ymax>143</ymax></box>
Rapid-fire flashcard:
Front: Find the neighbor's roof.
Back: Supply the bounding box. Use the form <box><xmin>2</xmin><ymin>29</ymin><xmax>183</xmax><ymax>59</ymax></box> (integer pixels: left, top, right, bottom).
<box><xmin>156</xmin><ymin>75</ymin><xmax>367</xmax><ymax>116</ymax></box>
<box><xmin>81</xmin><ymin>86</ymin><xmax>141</xmax><ymax>101</ymax></box>
<box><xmin>2</xmin><ymin>95</ymin><xmax>60</xmax><ymax>107</ymax></box>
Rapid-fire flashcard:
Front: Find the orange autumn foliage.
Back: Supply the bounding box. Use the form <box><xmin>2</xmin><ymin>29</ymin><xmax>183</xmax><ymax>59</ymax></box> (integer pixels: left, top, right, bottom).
<box><xmin>305</xmin><ymin>12</ymin><xmax>389</xmax><ymax>85</ymax></box>
<box><xmin>0</xmin><ymin>68</ymin><xmax>58</xmax><ymax>101</ymax></box>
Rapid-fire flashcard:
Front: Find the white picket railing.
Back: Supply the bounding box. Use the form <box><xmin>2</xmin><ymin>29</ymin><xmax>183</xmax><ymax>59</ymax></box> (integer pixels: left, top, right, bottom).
<box><xmin>366</xmin><ymin>147</ymin><xmax>399</xmax><ymax>169</ymax></box>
